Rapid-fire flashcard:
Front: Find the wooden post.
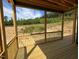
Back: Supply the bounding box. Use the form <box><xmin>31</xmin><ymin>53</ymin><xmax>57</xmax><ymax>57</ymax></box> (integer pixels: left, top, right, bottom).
<box><xmin>12</xmin><ymin>0</ymin><xmax>18</xmax><ymax>48</ymax></box>
<box><xmin>76</xmin><ymin>15</ymin><xmax>78</xmax><ymax>44</ymax></box>
<box><xmin>45</xmin><ymin>11</ymin><xmax>47</xmax><ymax>42</ymax></box>
<box><xmin>0</xmin><ymin>0</ymin><xmax>8</xmax><ymax>59</ymax></box>
<box><xmin>61</xmin><ymin>13</ymin><xmax>64</xmax><ymax>40</ymax></box>
<box><xmin>72</xmin><ymin>9</ymin><xmax>77</xmax><ymax>43</ymax></box>
<box><xmin>0</xmin><ymin>27</ymin><xmax>3</xmax><ymax>52</ymax></box>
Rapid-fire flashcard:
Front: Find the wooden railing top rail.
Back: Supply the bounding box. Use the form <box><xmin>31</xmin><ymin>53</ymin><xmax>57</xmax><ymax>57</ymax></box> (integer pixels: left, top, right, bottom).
<box><xmin>31</xmin><ymin>31</ymin><xmax>62</xmax><ymax>35</ymax></box>
<box><xmin>6</xmin><ymin>31</ymin><xmax>62</xmax><ymax>47</ymax></box>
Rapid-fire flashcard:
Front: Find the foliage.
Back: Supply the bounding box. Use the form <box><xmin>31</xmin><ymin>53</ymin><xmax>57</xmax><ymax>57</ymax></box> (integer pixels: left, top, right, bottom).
<box><xmin>42</xmin><ymin>12</ymin><xmax>59</xmax><ymax>18</ymax></box>
<box><xmin>4</xmin><ymin>16</ymin><xmax>13</xmax><ymax>26</ymax></box>
<box><xmin>4</xmin><ymin>11</ymin><xmax>73</xmax><ymax>26</ymax></box>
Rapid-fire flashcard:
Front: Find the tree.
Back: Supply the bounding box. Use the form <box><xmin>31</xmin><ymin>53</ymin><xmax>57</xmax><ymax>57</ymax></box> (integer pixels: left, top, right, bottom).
<box><xmin>41</xmin><ymin>12</ymin><xmax>59</xmax><ymax>18</ymax></box>
<box><xmin>4</xmin><ymin>16</ymin><xmax>8</xmax><ymax>20</ymax></box>
<box><xmin>4</xmin><ymin>16</ymin><xmax>13</xmax><ymax>26</ymax></box>
<box><xmin>4</xmin><ymin>16</ymin><xmax>9</xmax><ymax>26</ymax></box>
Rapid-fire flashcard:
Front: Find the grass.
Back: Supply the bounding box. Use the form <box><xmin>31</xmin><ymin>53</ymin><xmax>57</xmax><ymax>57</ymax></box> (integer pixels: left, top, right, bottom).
<box><xmin>20</xmin><ymin>18</ymin><xmax>72</xmax><ymax>34</ymax></box>
<box><xmin>21</xmin><ymin>25</ymin><xmax>45</xmax><ymax>33</ymax></box>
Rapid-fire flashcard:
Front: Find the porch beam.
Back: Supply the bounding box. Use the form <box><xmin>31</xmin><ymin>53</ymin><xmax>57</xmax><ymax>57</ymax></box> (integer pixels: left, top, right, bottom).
<box><xmin>0</xmin><ymin>0</ymin><xmax>8</xmax><ymax>59</ymax></box>
<box><xmin>63</xmin><ymin>0</ymin><xmax>76</xmax><ymax>7</ymax></box>
<box><xmin>47</xmin><ymin>0</ymin><xmax>69</xmax><ymax>8</ymax></box>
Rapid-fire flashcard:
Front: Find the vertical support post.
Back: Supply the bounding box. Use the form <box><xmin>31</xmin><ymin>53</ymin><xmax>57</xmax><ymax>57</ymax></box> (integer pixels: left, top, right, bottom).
<box><xmin>61</xmin><ymin>13</ymin><xmax>64</xmax><ymax>40</ymax></box>
<box><xmin>0</xmin><ymin>28</ymin><xmax>3</xmax><ymax>52</ymax></box>
<box><xmin>45</xmin><ymin>11</ymin><xmax>47</xmax><ymax>42</ymax></box>
<box><xmin>0</xmin><ymin>0</ymin><xmax>8</xmax><ymax>59</ymax></box>
<box><xmin>72</xmin><ymin>9</ymin><xmax>77</xmax><ymax>43</ymax></box>
<box><xmin>12</xmin><ymin>0</ymin><xmax>18</xmax><ymax>48</ymax></box>
<box><xmin>76</xmin><ymin>11</ymin><xmax>78</xmax><ymax>44</ymax></box>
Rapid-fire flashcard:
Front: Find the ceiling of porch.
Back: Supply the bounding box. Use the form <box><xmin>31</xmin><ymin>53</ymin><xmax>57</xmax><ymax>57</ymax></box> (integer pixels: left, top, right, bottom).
<box><xmin>8</xmin><ymin>0</ymin><xmax>78</xmax><ymax>13</ymax></box>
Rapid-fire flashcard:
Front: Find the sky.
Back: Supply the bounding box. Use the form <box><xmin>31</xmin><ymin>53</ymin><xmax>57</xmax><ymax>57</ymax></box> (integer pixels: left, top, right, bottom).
<box><xmin>2</xmin><ymin>0</ymin><xmax>44</xmax><ymax>20</ymax></box>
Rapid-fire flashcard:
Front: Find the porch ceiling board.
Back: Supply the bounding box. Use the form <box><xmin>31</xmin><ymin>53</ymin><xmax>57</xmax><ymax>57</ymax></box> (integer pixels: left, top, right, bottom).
<box><xmin>8</xmin><ymin>0</ymin><xmax>78</xmax><ymax>13</ymax></box>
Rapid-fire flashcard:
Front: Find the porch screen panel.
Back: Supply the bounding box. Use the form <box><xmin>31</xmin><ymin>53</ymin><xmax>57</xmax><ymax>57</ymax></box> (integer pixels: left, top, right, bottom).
<box><xmin>46</xmin><ymin>12</ymin><xmax>62</xmax><ymax>41</ymax></box>
<box><xmin>16</xmin><ymin>7</ymin><xmax>45</xmax><ymax>45</ymax></box>
<box><xmin>3</xmin><ymin>0</ymin><xmax>15</xmax><ymax>44</ymax></box>
<box><xmin>64</xmin><ymin>11</ymin><xmax>73</xmax><ymax>40</ymax></box>
<box><xmin>7</xmin><ymin>37</ymin><xmax>18</xmax><ymax>59</ymax></box>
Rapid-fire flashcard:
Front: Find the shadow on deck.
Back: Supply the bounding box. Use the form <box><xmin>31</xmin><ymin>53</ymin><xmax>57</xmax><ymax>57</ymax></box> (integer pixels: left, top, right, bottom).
<box><xmin>16</xmin><ymin>35</ymin><xmax>78</xmax><ymax>59</ymax></box>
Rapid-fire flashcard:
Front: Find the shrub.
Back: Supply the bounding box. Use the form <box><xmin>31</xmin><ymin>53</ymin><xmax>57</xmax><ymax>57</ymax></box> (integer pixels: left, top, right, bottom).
<box><xmin>22</xmin><ymin>25</ymin><xmax>44</xmax><ymax>33</ymax></box>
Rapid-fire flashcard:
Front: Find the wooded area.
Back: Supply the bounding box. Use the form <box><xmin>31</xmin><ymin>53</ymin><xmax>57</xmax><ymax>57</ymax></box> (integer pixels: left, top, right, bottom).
<box><xmin>4</xmin><ymin>11</ymin><xmax>73</xmax><ymax>26</ymax></box>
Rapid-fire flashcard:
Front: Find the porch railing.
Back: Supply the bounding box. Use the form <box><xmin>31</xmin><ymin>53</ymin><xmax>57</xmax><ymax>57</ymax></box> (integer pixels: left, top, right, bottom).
<box><xmin>0</xmin><ymin>36</ymin><xmax>18</xmax><ymax>59</ymax></box>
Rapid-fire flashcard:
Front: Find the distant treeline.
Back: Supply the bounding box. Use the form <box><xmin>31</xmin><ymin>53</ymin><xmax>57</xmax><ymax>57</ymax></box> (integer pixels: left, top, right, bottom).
<box><xmin>4</xmin><ymin>11</ymin><xmax>73</xmax><ymax>26</ymax></box>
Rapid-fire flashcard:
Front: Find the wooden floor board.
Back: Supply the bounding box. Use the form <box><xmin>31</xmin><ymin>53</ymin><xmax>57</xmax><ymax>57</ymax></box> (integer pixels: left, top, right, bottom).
<box><xmin>16</xmin><ymin>35</ymin><xmax>78</xmax><ymax>59</ymax></box>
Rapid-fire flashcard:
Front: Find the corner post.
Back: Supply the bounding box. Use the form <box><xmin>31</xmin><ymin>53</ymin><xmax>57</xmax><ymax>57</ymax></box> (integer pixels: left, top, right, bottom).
<box><xmin>0</xmin><ymin>0</ymin><xmax>8</xmax><ymax>59</ymax></box>
<box><xmin>72</xmin><ymin>9</ymin><xmax>77</xmax><ymax>43</ymax></box>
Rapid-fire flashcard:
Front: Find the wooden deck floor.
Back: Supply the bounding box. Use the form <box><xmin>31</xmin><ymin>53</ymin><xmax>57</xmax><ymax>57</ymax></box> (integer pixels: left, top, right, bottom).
<box><xmin>16</xmin><ymin>35</ymin><xmax>78</xmax><ymax>59</ymax></box>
